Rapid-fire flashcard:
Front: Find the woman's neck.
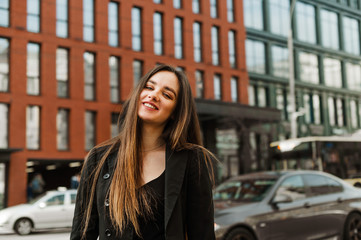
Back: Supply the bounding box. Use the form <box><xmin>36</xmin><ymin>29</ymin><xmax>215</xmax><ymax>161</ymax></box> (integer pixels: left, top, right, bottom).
<box><xmin>141</xmin><ymin>123</ymin><xmax>165</xmax><ymax>152</ymax></box>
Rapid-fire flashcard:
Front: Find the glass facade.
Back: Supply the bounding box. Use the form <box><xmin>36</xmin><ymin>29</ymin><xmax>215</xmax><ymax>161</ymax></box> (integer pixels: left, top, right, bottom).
<box><xmin>85</xmin><ymin>111</ymin><xmax>96</xmax><ymax>150</ymax></box>
<box><xmin>346</xmin><ymin>62</ymin><xmax>361</xmax><ymax>91</ymax></box>
<box><xmin>26</xmin><ymin>105</ymin><xmax>40</xmax><ymax>150</ymax></box>
<box><xmin>303</xmin><ymin>93</ymin><xmax>321</xmax><ymax>124</ymax></box>
<box><xmin>0</xmin><ymin>104</ymin><xmax>8</xmax><ymax>148</ymax></box>
<box><xmin>27</xmin><ymin>43</ymin><xmax>40</xmax><ymax>95</ymax></box>
<box><xmin>296</xmin><ymin>2</ymin><xmax>316</xmax><ymax>44</ymax></box>
<box><xmin>27</xmin><ymin>0</ymin><xmax>40</xmax><ymax>33</ymax></box>
<box><xmin>214</xmin><ymin>74</ymin><xmax>221</xmax><ymax>100</ymax></box>
<box><xmin>299</xmin><ymin>51</ymin><xmax>319</xmax><ymax>84</ymax></box>
<box><xmin>210</xmin><ymin>0</ymin><xmax>218</xmax><ymax>18</ymax></box>
<box><xmin>108</xmin><ymin>2</ymin><xmax>119</xmax><ymax>47</ymax></box>
<box><xmin>132</xmin><ymin>7</ymin><xmax>142</xmax><ymax>51</ymax></box>
<box><xmin>57</xmin><ymin>108</ymin><xmax>69</xmax><ymax>150</ymax></box>
<box><xmin>133</xmin><ymin>60</ymin><xmax>143</xmax><ymax>86</ymax></box>
<box><xmin>83</xmin><ymin>0</ymin><xmax>94</xmax><ymax>42</ymax></box>
<box><xmin>244</xmin><ymin>0</ymin><xmax>263</xmax><ymax>30</ymax></box>
<box><xmin>153</xmin><ymin>12</ymin><xmax>163</xmax><ymax>55</ymax></box>
<box><xmin>84</xmin><ymin>52</ymin><xmax>95</xmax><ymax>101</ymax></box>
<box><xmin>323</xmin><ymin>57</ymin><xmax>342</xmax><ymax>88</ymax></box>
<box><xmin>0</xmin><ymin>38</ymin><xmax>9</xmax><ymax>92</ymax></box>
<box><xmin>0</xmin><ymin>0</ymin><xmax>9</xmax><ymax>27</ymax></box>
<box><xmin>109</xmin><ymin>56</ymin><xmax>120</xmax><ymax>103</ymax></box>
<box><xmin>231</xmin><ymin>77</ymin><xmax>238</xmax><ymax>102</ymax></box>
<box><xmin>272</xmin><ymin>45</ymin><xmax>288</xmax><ymax>78</ymax></box>
<box><xmin>174</xmin><ymin>17</ymin><xmax>183</xmax><ymax>59</ymax></box>
<box><xmin>343</xmin><ymin>16</ymin><xmax>360</xmax><ymax>55</ymax></box>
<box><xmin>193</xmin><ymin>22</ymin><xmax>202</xmax><ymax>62</ymax></box>
<box><xmin>211</xmin><ymin>26</ymin><xmax>219</xmax><ymax>66</ymax></box>
<box><xmin>321</xmin><ymin>9</ymin><xmax>339</xmax><ymax>50</ymax></box>
<box><xmin>246</xmin><ymin>39</ymin><xmax>265</xmax><ymax>74</ymax></box>
<box><xmin>328</xmin><ymin>97</ymin><xmax>345</xmax><ymax>127</ymax></box>
<box><xmin>56</xmin><ymin>0</ymin><xmax>68</xmax><ymax>38</ymax></box>
<box><xmin>228</xmin><ymin>30</ymin><xmax>236</xmax><ymax>68</ymax></box>
<box><xmin>269</xmin><ymin>0</ymin><xmax>289</xmax><ymax>37</ymax></box>
<box><xmin>56</xmin><ymin>48</ymin><xmax>68</xmax><ymax>98</ymax></box>
<box><xmin>276</xmin><ymin>87</ymin><xmax>289</xmax><ymax>120</ymax></box>
<box><xmin>195</xmin><ymin>70</ymin><xmax>204</xmax><ymax>98</ymax></box>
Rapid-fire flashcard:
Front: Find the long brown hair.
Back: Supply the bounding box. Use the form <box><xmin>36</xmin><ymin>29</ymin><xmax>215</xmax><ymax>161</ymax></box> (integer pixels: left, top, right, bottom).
<box><xmin>80</xmin><ymin>64</ymin><xmax>214</xmax><ymax>238</ymax></box>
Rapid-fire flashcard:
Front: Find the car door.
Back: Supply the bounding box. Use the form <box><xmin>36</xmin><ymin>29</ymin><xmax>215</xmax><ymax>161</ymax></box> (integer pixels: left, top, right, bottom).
<box><xmin>63</xmin><ymin>192</ymin><xmax>77</xmax><ymax>227</ymax></box>
<box><xmin>32</xmin><ymin>193</ymin><xmax>66</xmax><ymax>229</ymax></box>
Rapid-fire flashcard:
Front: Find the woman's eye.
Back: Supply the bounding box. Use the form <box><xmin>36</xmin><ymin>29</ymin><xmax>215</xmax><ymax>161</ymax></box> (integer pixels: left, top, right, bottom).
<box><xmin>163</xmin><ymin>93</ymin><xmax>172</xmax><ymax>99</ymax></box>
<box><xmin>145</xmin><ymin>86</ymin><xmax>153</xmax><ymax>90</ymax></box>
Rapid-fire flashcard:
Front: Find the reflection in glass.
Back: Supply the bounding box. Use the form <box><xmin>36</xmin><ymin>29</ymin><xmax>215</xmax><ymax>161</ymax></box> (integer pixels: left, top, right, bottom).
<box><xmin>228</xmin><ymin>31</ymin><xmax>236</xmax><ymax>68</ymax></box>
<box><xmin>27</xmin><ymin>0</ymin><xmax>40</xmax><ymax>32</ymax></box>
<box><xmin>211</xmin><ymin>26</ymin><xmax>219</xmax><ymax>65</ymax></box>
<box><xmin>83</xmin><ymin>0</ymin><xmax>94</xmax><ymax>42</ymax></box>
<box><xmin>0</xmin><ymin>38</ymin><xmax>9</xmax><ymax>92</ymax></box>
<box><xmin>350</xmin><ymin>100</ymin><xmax>358</xmax><ymax>128</ymax></box>
<box><xmin>85</xmin><ymin>111</ymin><xmax>96</xmax><ymax>151</ymax></box>
<box><xmin>214</xmin><ymin>74</ymin><xmax>221</xmax><ymax>100</ymax></box>
<box><xmin>109</xmin><ymin>56</ymin><xmax>119</xmax><ymax>103</ymax></box>
<box><xmin>346</xmin><ymin>62</ymin><xmax>361</xmax><ymax>91</ymax></box>
<box><xmin>227</xmin><ymin>0</ymin><xmax>234</xmax><ymax>22</ymax></box>
<box><xmin>0</xmin><ymin>0</ymin><xmax>9</xmax><ymax>27</ymax></box>
<box><xmin>57</xmin><ymin>108</ymin><xmax>69</xmax><ymax>150</ymax></box>
<box><xmin>299</xmin><ymin>52</ymin><xmax>319</xmax><ymax>84</ymax></box>
<box><xmin>193</xmin><ymin>22</ymin><xmax>202</xmax><ymax>62</ymax></box>
<box><xmin>272</xmin><ymin>45</ymin><xmax>288</xmax><ymax>78</ymax></box>
<box><xmin>174</xmin><ymin>17</ymin><xmax>183</xmax><ymax>59</ymax></box>
<box><xmin>248</xmin><ymin>85</ymin><xmax>255</xmax><ymax>106</ymax></box>
<box><xmin>195</xmin><ymin>70</ymin><xmax>204</xmax><ymax>98</ymax></box>
<box><xmin>0</xmin><ymin>104</ymin><xmax>8</xmax><ymax>148</ymax></box>
<box><xmin>173</xmin><ymin>0</ymin><xmax>181</xmax><ymax>9</ymax></box>
<box><xmin>323</xmin><ymin>58</ymin><xmax>342</xmax><ymax>88</ymax></box>
<box><xmin>343</xmin><ymin>16</ymin><xmax>360</xmax><ymax>55</ymax></box>
<box><xmin>56</xmin><ymin>48</ymin><xmax>68</xmax><ymax>98</ymax></box>
<box><xmin>244</xmin><ymin>0</ymin><xmax>263</xmax><ymax>30</ymax></box>
<box><xmin>276</xmin><ymin>87</ymin><xmax>288</xmax><ymax>120</ymax></box>
<box><xmin>269</xmin><ymin>0</ymin><xmax>289</xmax><ymax>37</ymax></box>
<box><xmin>192</xmin><ymin>0</ymin><xmax>200</xmax><ymax>13</ymax></box>
<box><xmin>108</xmin><ymin>2</ymin><xmax>119</xmax><ymax>47</ymax></box>
<box><xmin>27</xmin><ymin>43</ymin><xmax>40</xmax><ymax>95</ymax></box>
<box><xmin>231</xmin><ymin>77</ymin><xmax>238</xmax><ymax>102</ymax></box>
<box><xmin>153</xmin><ymin>12</ymin><xmax>163</xmax><ymax>55</ymax></box>
<box><xmin>246</xmin><ymin>39</ymin><xmax>265</xmax><ymax>74</ymax></box>
<box><xmin>26</xmin><ymin>105</ymin><xmax>40</xmax><ymax>150</ymax></box>
<box><xmin>56</xmin><ymin>0</ymin><xmax>68</xmax><ymax>38</ymax></box>
<box><xmin>296</xmin><ymin>2</ymin><xmax>316</xmax><ymax>44</ymax></box>
<box><xmin>321</xmin><ymin>9</ymin><xmax>339</xmax><ymax>50</ymax></box>
<box><xmin>111</xmin><ymin>113</ymin><xmax>118</xmax><ymax>138</ymax></box>
<box><xmin>84</xmin><ymin>52</ymin><xmax>95</xmax><ymax>100</ymax></box>
<box><xmin>210</xmin><ymin>0</ymin><xmax>218</xmax><ymax>18</ymax></box>
<box><xmin>133</xmin><ymin>60</ymin><xmax>143</xmax><ymax>86</ymax></box>
<box><xmin>132</xmin><ymin>7</ymin><xmax>142</xmax><ymax>51</ymax></box>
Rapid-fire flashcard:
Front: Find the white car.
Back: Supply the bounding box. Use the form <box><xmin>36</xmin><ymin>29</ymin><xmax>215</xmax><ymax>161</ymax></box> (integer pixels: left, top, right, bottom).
<box><xmin>0</xmin><ymin>188</ymin><xmax>77</xmax><ymax>235</ymax></box>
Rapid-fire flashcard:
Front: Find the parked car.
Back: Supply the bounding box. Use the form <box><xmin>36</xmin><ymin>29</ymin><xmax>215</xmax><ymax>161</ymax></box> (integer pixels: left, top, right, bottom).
<box><xmin>0</xmin><ymin>188</ymin><xmax>76</xmax><ymax>235</ymax></box>
<box><xmin>214</xmin><ymin>170</ymin><xmax>361</xmax><ymax>240</ymax></box>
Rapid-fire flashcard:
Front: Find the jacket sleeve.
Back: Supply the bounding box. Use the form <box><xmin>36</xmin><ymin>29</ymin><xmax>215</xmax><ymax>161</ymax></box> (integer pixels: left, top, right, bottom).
<box><xmin>186</xmin><ymin>149</ymin><xmax>216</xmax><ymax>240</ymax></box>
<box><xmin>70</xmin><ymin>150</ymin><xmax>100</xmax><ymax>240</ymax></box>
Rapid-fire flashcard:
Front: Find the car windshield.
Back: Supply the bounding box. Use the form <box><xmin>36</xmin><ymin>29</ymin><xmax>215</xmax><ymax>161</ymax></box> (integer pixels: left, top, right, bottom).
<box><xmin>213</xmin><ymin>178</ymin><xmax>277</xmax><ymax>202</ymax></box>
<box><xmin>28</xmin><ymin>192</ymin><xmax>48</xmax><ymax>204</ymax></box>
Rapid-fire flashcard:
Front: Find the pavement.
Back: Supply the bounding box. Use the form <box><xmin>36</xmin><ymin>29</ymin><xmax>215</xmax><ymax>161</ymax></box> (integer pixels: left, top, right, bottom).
<box><xmin>0</xmin><ymin>229</ymin><xmax>71</xmax><ymax>240</ymax></box>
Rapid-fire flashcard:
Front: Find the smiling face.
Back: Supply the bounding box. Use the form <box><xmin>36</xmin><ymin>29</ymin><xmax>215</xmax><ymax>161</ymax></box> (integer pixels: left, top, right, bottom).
<box><xmin>138</xmin><ymin>71</ymin><xmax>180</xmax><ymax>127</ymax></box>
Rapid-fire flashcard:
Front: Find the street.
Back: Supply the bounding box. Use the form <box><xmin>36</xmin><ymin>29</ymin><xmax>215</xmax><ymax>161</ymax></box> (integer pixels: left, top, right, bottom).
<box><xmin>0</xmin><ymin>229</ymin><xmax>70</xmax><ymax>240</ymax></box>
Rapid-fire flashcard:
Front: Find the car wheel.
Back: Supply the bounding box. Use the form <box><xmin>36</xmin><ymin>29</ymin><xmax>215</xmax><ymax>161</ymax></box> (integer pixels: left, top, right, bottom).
<box><xmin>14</xmin><ymin>218</ymin><xmax>33</xmax><ymax>235</ymax></box>
<box><xmin>225</xmin><ymin>227</ymin><xmax>255</xmax><ymax>240</ymax></box>
<box><xmin>344</xmin><ymin>212</ymin><xmax>361</xmax><ymax>240</ymax></box>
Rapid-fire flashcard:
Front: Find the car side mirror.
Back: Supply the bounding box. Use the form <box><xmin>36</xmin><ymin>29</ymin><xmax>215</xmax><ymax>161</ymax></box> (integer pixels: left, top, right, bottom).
<box><xmin>272</xmin><ymin>194</ymin><xmax>293</xmax><ymax>205</ymax></box>
<box><xmin>38</xmin><ymin>202</ymin><xmax>46</xmax><ymax>208</ymax></box>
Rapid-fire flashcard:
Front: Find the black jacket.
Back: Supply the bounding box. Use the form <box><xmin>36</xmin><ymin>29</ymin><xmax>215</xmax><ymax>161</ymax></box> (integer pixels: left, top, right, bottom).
<box><xmin>70</xmin><ymin>145</ymin><xmax>216</xmax><ymax>240</ymax></box>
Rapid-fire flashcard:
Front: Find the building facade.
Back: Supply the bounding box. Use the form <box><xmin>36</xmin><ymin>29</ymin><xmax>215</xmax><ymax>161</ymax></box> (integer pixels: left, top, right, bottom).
<box><xmin>0</xmin><ymin>0</ymin><xmax>280</xmax><ymax>207</ymax></box>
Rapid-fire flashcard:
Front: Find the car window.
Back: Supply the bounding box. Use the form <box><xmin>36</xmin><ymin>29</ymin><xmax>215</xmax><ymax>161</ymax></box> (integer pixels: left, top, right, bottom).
<box><xmin>275</xmin><ymin>175</ymin><xmax>306</xmax><ymax>201</ymax></box>
<box><xmin>213</xmin><ymin>181</ymin><xmax>241</xmax><ymax>201</ymax></box>
<box><xmin>303</xmin><ymin>174</ymin><xmax>343</xmax><ymax>196</ymax></box>
<box><xmin>71</xmin><ymin>193</ymin><xmax>77</xmax><ymax>204</ymax></box>
<box><xmin>46</xmin><ymin>194</ymin><xmax>65</xmax><ymax>206</ymax></box>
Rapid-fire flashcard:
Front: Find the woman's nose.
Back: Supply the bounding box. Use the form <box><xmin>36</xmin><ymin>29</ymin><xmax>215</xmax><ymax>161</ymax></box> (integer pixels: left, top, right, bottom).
<box><xmin>148</xmin><ymin>91</ymin><xmax>159</xmax><ymax>101</ymax></box>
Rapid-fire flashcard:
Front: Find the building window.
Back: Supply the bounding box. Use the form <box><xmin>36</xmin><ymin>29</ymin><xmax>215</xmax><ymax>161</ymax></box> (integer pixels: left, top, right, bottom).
<box><xmin>111</xmin><ymin>112</ymin><xmax>119</xmax><ymax>138</ymax></box>
<box><xmin>346</xmin><ymin>62</ymin><xmax>361</xmax><ymax>91</ymax></box>
<box><xmin>228</xmin><ymin>30</ymin><xmax>236</xmax><ymax>68</ymax></box>
<box><xmin>343</xmin><ymin>16</ymin><xmax>360</xmax><ymax>55</ymax></box>
<box><xmin>248</xmin><ymin>85</ymin><xmax>255</xmax><ymax>106</ymax></box>
<box><xmin>211</xmin><ymin>26</ymin><xmax>219</xmax><ymax>66</ymax></box>
<box><xmin>154</xmin><ymin>0</ymin><xmax>162</xmax><ymax>3</ymax></box>
<box><xmin>350</xmin><ymin>100</ymin><xmax>359</xmax><ymax>128</ymax></box>
<box><xmin>27</xmin><ymin>43</ymin><xmax>40</xmax><ymax>96</ymax></box>
<box><xmin>174</xmin><ymin>17</ymin><xmax>183</xmax><ymax>59</ymax></box>
<box><xmin>153</xmin><ymin>12</ymin><xmax>163</xmax><ymax>55</ymax></box>
<box><xmin>195</xmin><ymin>70</ymin><xmax>204</xmax><ymax>98</ymax></box>
<box><xmin>269</xmin><ymin>0</ymin><xmax>289</xmax><ymax>37</ymax></box>
<box><xmin>276</xmin><ymin>87</ymin><xmax>289</xmax><ymax>120</ymax></box>
<box><xmin>351</xmin><ymin>0</ymin><xmax>359</xmax><ymax>9</ymax></box>
<box><xmin>299</xmin><ymin>51</ymin><xmax>319</xmax><ymax>84</ymax></box>
<box><xmin>303</xmin><ymin>93</ymin><xmax>321</xmax><ymax>124</ymax></box>
<box><xmin>174</xmin><ymin>0</ymin><xmax>182</xmax><ymax>9</ymax></box>
<box><xmin>323</xmin><ymin>57</ymin><xmax>342</xmax><ymax>88</ymax></box>
<box><xmin>231</xmin><ymin>77</ymin><xmax>238</xmax><ymax>102</ymax></box>
<box><xmin>210</xmin><ymin>0</ymin><xmax>218</xmax><ymax>18</ymax></box>
<box><xmin>321</xmin><ymin>9</ymin><xmax>339</xmax><ymax>50</ymax></box>
<box><xmin>27</xmin><ymin>0</ymin><xmax>40</xmax><ymax>32</ymax></box>
<box><xmin>328</xmin><ymin>97</ymin><xmax>345</xmax><ymax>127</ymax></box>
<box><xmin>26</xmin><ymin>105</ymin><xmax>40</xmax><ymax>150</ymax></box>
<box><xmin>85</xmin><ymin>111</ymin><xmax>96</xmax><ymax>151</ymax></box>
<box><xmin>0</xmin><ymin>104</ymin><xmax>8</xmax><ymax>148</ymax></box>
<box><xmin>0</xmin><ymin>38</ymin><xmax>9</xmax><ymax>92</ymax></box>
<box><xmin>193</xmin><ymin>22</ymin><xmax>202</xmax><ymax>62</ymax></box>
<box><xmin>56</xmin><ymin>0</ymin><xmax>68</xmax><ymax>38</ymax></box>
<box><xmin>244</xmin><ymin>0</ymin><xmax>263</xmax><ymax>30</ymax></box>
<box><xmin>84</xmin><ymin>52</ymin><xmax>95</xmax><ymax>101</ymax></box>
<box><xmin>227</xmin><ymin>0</ymin><xmax>234</xmax><ymax>22</ymax></box>
<box><xmin>296</xmin><ymin>2</ymin><xmax>316</xmax><ymax>44</ymax></box>
<box><xmin>272</xmin><ymin>46</ymin><xmax>289</xmax><ymax>78</ymax></box>
<box><xmin>56</xmin><ymin>48</ymin><xmax>69</xmax><ymax>98</ymax></box>
<box><xmin>0</xmin><ymin>0</ymin><xmax>9</xmax><ymax>27</ymax></box>
<box><xmin>133</xmin><ymin>60</ymin><xmax>143</xmax><ymax>86</ymax></box>
<box><xmin>109</xmin><ymin>56</ymin><xmax>120</xmax><ymax>103</ymax></box>
<box><xmin>132</xmin><ymin>7</ymin><xmax>142</xmax><ymax>51</ymax></box>
<box><xmin>214</xmin><ymin>74</ymin><xmax>221</xmax><ymax>100</ymax></box>
<box><xmin>57</xmin><ymin>108</ymin><xmax>69</xmax><ymax>150</ymax></box>
<box><xmin>249</xmin><ymin>85</ymin><xmax>268</xmax><ymax>107</ymax></box>
<box><xmin>83</xmin><ymin>0</ymin><xmax>94</xmax><ymax>42</ymax></box>
<box><xmin>246</xmin><ymin>39</ymin><xmax>265</xmax><ymax>74</ymax></box>
<box><xmin>193</xmin><ymin>0</ymin><xmax>200</xmax><ymax>13</ymax></box>
<box><xmin>108</xmin><ymin>2</ymin><xmax>119</xmax><ymax>47</ymax></box>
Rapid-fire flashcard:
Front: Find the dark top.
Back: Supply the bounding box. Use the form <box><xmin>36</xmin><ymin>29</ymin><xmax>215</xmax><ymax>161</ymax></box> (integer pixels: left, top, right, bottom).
<box><xmin>134</xmin><ymin>171</ymin><xmax>165</xmax><ymax>240</ymax></box>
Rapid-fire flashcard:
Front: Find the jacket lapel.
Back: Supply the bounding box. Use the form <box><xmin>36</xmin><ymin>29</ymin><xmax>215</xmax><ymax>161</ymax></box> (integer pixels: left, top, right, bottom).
<box><xmin>164</xmin><ymin>145</ymin><xmax>188</xmax><ymax>229</ymax></box>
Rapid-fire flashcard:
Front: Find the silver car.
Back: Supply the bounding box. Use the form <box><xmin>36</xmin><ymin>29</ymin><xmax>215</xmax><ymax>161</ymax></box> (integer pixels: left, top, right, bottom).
<box><xmin>214</xmin><ymin>170</ymin><xmax>361</xmax><ymax>240</ymax></box>
<box><xmin>0</xmin><ymin>188</ymin><xmax>76</xmax><ymax>235</ymax></box>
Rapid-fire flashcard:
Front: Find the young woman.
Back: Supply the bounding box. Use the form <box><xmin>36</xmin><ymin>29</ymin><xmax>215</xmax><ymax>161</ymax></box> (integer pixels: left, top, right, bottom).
<box><xmin>70</xmin><ymin>64</ymin><xmax>216</xmax><ymax>240</ymax></box>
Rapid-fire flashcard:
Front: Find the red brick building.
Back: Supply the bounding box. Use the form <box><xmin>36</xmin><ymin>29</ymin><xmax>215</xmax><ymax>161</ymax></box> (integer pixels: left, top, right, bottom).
<box><xmin>0</xmin><ymin>0</ymin><xmax>279</xmax><ymax>207</ymax></box>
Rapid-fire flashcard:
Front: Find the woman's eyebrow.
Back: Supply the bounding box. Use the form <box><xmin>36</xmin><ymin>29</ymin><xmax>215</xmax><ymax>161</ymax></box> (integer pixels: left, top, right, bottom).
<box><xmin>148</xmin><ymin>80</ymin><xmax>177</xmax><ymax>97</ymax></box>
